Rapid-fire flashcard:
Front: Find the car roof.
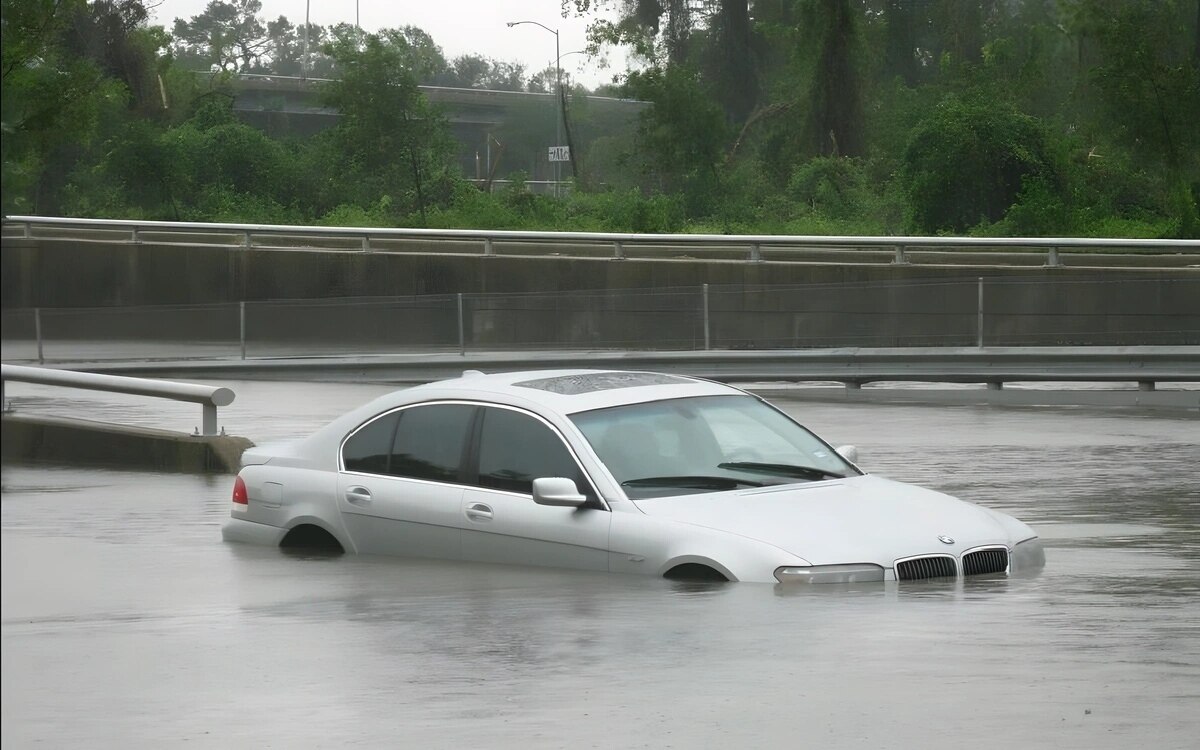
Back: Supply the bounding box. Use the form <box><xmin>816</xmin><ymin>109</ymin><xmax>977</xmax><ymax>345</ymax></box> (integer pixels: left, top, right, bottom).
<box><xmin>400</xmin><ymin>369</ymin><xmax>744</xmax><ymax>414</ymax></box>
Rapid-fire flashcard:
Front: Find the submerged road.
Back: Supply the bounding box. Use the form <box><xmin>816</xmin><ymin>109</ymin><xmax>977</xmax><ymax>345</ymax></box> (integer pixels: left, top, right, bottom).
<box><xmin>2</xmin><ymin>382</ymin><xmax>1198</xmax><ymax>748</ymax></box>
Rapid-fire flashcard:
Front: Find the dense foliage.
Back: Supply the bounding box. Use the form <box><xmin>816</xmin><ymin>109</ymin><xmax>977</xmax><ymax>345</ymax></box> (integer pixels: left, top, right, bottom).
<box><xmin>2</xmin><ymin>0</ymin><xmax>1197</xmax><ymax>236</ymax></box>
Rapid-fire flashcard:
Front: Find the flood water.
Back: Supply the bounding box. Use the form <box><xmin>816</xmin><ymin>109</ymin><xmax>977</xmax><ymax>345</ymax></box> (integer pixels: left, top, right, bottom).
<box><xmin>2</xmin><ymin>385</ymin><xmax>1198</xmax><ymax>748</ymax></box>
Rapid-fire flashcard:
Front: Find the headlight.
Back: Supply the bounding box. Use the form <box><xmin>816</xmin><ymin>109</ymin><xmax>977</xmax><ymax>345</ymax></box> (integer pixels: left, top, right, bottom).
<box><xmin>1010</xmin><ymin>537</ymin><xmax>1045</xmax><ymax>574</ymax></box>
<box><xmin>775</xmin><ymin>564</ymin><xmax>885</xmax><ymax>584</ymax></box>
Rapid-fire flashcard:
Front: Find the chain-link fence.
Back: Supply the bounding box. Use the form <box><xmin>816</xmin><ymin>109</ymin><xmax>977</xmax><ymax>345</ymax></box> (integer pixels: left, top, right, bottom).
<box><xmin>2</xmin><ymin>276</ymin><xmax>1197</xmax><ymax>363</ymax></box>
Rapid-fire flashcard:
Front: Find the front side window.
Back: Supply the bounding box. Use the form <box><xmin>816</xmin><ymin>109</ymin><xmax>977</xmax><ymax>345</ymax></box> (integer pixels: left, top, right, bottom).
<box><xmin>476</xmin><ymin>407</ymin><xmax>594</xmax><ymax>500</ymax></box>
<box><xmin>571</xmin><ymin>395</ymin><xmax>859</xmax><ymax>499</ymax></box>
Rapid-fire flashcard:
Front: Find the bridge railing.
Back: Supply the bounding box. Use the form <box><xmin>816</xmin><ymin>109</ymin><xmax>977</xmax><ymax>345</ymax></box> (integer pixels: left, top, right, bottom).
<box><xmin>1</xmin><ymin>364</ymin><xmax>235</xmax><ymax>435</ymax></box>
<box><xmin>5</xmin><ymin>216</ymin><xmax>1199</xmax><ymax>266</ymax></box>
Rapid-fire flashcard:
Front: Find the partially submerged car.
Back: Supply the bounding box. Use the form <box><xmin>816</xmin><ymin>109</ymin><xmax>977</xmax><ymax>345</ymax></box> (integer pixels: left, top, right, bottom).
<box><xmin>223</xmin><ymin>370</ymin><xmax>1045</xmax><ymax>583</ymax></box>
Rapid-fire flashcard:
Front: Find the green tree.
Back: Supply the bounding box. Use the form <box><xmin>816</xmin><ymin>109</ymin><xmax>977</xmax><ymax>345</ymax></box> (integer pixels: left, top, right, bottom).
<box><xmin>1073</xmin><ymin>0</ymin><xmax>1200</xmax><ymax>236</ymax></box>
<box><xmin>624</xmin><ymin>64</ymin><xmax>729</xmax><ymax>210</ymax></box>
<box><xmin>1</xmin><ymin>0</ymin><xmax>147</xmax><ymax>213</ymax></box>
<box><xmin>901</xmin><ymin>94</ymin><xmax>1060</xmax><ymax>233</ymax></box>
<box><xmin>320</xmin><ymin>33</ymin><xmax>456</xmax><ymax>224</ymax></box>
<box><xmin>171</xmin><ymin>0</ymin><xmax>267</xmax><ymax>72</ymax></box>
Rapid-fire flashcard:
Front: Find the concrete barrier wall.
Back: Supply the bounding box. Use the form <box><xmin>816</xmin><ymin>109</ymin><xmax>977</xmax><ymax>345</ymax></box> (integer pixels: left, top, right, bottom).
<box><xmin>1</xmin><ymin>414</ymin><xmax>251</xmax><ymax>473</ymax></box>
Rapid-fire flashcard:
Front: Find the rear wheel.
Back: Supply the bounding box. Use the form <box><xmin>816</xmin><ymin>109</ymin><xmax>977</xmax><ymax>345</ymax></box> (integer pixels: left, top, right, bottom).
<box><xmin>280</xmin><ymin>525</ymin><xmax>344</xmax><ymax>554</ymax></box>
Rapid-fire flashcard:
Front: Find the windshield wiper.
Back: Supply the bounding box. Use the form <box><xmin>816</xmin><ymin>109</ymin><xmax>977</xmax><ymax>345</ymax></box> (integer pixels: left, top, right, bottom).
<box><xmin>717</xmin><ymin>461</ymin><xmax>845</xmax><ymax>481</ymax></box>
<box><xmin>622</xmin><ymin>475</ymin><xmax>766</xmax><ymax>490</ymax></box>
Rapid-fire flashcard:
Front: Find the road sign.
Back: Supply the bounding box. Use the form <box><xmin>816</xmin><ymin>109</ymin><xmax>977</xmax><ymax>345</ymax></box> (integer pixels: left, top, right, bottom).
<box><xmin>548</xmin><ymin>146</ymin><xmax>570</xmax><ymax>162</ymax></box>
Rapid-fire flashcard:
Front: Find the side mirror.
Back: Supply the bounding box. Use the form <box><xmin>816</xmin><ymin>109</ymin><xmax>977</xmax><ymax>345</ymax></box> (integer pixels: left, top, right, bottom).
<box><xmin>835</xmin><ymin>445</ymin><xmax>860</xmax><ymax>464</ymax></box>
<box><xmin>532</xmin><ymin>477</ymin><xmax>588</xmax><ymax>507</ymax></box>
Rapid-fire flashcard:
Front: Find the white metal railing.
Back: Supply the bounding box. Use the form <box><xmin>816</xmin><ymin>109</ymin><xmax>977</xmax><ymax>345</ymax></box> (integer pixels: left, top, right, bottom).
<box><xmin>1</xmin><ymin>364</ymin><xmax>235</xmax><ymax>436</ymax></box>
<box><xmin>5</xmin><ymin>216</ymin><xmax>1199</xmax><ymax>266</ymax></box>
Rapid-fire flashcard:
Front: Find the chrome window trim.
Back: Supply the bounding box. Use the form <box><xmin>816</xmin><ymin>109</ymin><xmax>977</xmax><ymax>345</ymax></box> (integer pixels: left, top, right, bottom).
<box><xmin>337</xmin><ymin>399</ymin><xmax>609</xmax><ymax>512</ymax></box>
<box><xmin>337</xmin><ymin>399</ymin><xmax>478</xmax><ymax>474</ymax></box>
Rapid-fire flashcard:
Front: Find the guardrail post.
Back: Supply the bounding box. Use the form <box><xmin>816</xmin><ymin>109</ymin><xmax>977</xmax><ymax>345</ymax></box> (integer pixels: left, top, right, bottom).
<box><xmin>702</xmin><ymin>284</ymin><xmax>711</xmax><ymax>351</ymax></box>
<box><xmin>361</xmin><ymin>235</ymin><xmax>371</xmax><ymax>252</ymax></box>
<box><xmin>1138</xmin><ymin>381</ymin><xmax>1155</xmax><ymax>392</ymax></box>
<box><xmin>131</xmin><ymin>227</ymin><xmax>140</xmax><ymax>244</ymax></box>
<box><xmin>239</xmin><ymin>301</ymin><xmax>247</xmax><ymax>360</ymax></box>
<box><xmin>484</xmin><ymin>237</ymin><xmax>494</xmax><ymax>256</ymax></box>
<box><xmin>987</xmin><ymin>381</ymin><xmax>1004</xmax><ymax>391</ymax></box>
<box><xmin>976</xmin><ymin>277</ymin><xmax>984</xmax><ymax>348</ymax></box>
<box><xmin>1046</xmin><ymin>247</ymin><xmax>1063</xmax><ymax>267</ymax></box>
<box><xmin>22</xmin><ymin>221</ymin><xmax>31</xmax><ymax>239</ymax></box>
<box><xmin>892</xmin><ymin>244</ymin><xmax>910</xmax><ymax>264</ymax></box>
<box><xmin>34</xmin><ymin>307</ymin><xmax>44</xmax><ymax>364</ymax></box>
<box><xmin>613</xmin><ymin>240</ymin><xmax>625</xmax><ymax>260</ymax></box>
<box><xmin>201</xmin><ymin>403</ymin><xmax>218</xmax><ymax>436</ymax></box>
<box><xmin>457</xmin><ymin>293</ymin><xmax>466</xmax><ymax>356</ymax></box>
<box><xmin>750</xmin><ymin>243</ymin><xmax>762</xmax><ymax>262</ymax></box>
<box><xmin>243</xmin><ymin>231</ymin><xmax>252</xmax><ymax>249</ymax></box>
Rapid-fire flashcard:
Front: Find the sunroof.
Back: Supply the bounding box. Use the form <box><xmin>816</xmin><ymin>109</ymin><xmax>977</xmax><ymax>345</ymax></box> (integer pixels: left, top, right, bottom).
<box><xmin>513</xmin><ymin>372</ymin><xmax>691</xmax><ymax>396</ymax></box>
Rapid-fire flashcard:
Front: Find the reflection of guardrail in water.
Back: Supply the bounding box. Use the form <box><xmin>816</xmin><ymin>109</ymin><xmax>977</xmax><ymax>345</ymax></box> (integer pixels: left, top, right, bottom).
<box><xmin>6</xmin><ymin>216</ymin><xmax>1199</xmax><ymax>266</ymax></box>
<box><xmin>1</xmin><ymin>364</ymin><xmax>234</xmax><ymax>436</ymax></box>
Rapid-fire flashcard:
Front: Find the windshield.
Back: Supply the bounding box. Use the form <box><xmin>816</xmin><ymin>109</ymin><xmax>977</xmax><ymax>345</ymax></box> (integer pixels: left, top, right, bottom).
<box><xmin>570</xmin><ymin>395</ymin><xmax>859</xmax><ymax>499</ymax></box>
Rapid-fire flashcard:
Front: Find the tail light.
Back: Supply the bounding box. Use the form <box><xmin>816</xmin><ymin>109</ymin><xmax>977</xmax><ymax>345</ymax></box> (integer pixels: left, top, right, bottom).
<box><xmin>232</xmin><ymin>475</ymin><xmax>248</xmax><ymax>505</ymax></box>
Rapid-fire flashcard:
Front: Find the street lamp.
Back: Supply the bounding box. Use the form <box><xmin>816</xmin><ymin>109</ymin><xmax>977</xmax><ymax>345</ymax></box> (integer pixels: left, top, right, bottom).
<box><xmin>507</xmin><ymin>20</ymin><xmax>563</xmax><ymax>197</ymax></box>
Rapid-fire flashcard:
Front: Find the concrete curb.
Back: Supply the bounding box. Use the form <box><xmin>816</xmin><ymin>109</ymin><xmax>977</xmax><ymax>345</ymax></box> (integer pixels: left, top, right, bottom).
<box><xmin>1</xmin><ymin>414</ymin><xmax>253</xmax><ymax>473</ymax></box>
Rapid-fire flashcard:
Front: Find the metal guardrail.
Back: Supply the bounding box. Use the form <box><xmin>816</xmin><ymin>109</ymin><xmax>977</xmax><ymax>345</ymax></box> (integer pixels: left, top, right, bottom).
<box><xmin>1</xmin><ymin>364</ymin><xmax>235</xmax><ymax>436</ymax></box>
<box><xmin>5</xmin><ymin>216</ymin><xmax>1199</xmax><ymax>266</ymax></box>
<box><xmin>64</xmin><ymin>346</ymin><xmax>1200</xmax><ymax>390</ymax></box>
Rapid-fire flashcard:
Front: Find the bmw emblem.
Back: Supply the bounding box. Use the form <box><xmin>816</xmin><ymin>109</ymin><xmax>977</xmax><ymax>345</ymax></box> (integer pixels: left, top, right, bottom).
<box><xmin>938</xmin><ymin>535</ymin><xmax>955</xmax><ymax>545</ymax></box>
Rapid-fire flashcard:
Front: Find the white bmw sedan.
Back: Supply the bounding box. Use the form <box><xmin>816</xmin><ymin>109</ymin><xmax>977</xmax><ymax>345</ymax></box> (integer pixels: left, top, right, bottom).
<box><xmin>223</xmin><ymin>370</ymin><xmax>1045</xmax><ymax>583</ymax></box>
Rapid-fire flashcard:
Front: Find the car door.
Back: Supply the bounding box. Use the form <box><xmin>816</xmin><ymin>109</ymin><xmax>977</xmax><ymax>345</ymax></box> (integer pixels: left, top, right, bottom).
<box><xmin>337</xmin><ymin>403</ymin><xmax>477</xmax><ymax>560</ymax></box>
<box><xmin>459</xmin><ymin>405</ymin><xmax>611</xmax><ymax>571</ymax></box>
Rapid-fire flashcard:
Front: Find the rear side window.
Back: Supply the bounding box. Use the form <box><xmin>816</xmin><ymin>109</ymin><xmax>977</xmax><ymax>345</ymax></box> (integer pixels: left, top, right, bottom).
<box><xmin>390</xmin><ymin>404</ymin><xmax>475</xmax><ymax>483</ymax></box>
<box><xmin>342</xmin><ymin>412</ymin><xmax>401</xmax><ymax>474</ymax></box>
<box><xmin>476</xmin><ymin>407</ymin><xmax>593</xmax><ymax>499</ymax></box>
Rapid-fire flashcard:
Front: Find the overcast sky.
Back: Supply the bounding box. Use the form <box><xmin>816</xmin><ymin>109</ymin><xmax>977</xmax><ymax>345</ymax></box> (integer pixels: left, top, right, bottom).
<box><xmin>150</xmin><ymin>0</ymin><xmax>627</xmax><ymax>88</ymax></box>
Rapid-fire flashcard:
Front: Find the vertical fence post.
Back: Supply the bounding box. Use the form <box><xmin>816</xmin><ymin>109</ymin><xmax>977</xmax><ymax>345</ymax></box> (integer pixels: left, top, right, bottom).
<box><xmin>34</xmin><ymin>307</ymin><xmax>44</xmax><ymax>364</ymax></box>
<box><xmin>457</xmin><ymin>293</ymin><xmax>465</xmax><ymax>356</ymax></box>
<box><xmin>239</xmin><ymin>301</ymin><xmax>247</xmax><ymax>360</ymax></box>
<box><xmin>702</xmin><ymin>284</ymin><xmax>711</xmax><ymax>351</ymax></box>
<box><xmin>976</xmin><ymin>277</ymin><xmax>984</xmax><ymax>348</ymax></box>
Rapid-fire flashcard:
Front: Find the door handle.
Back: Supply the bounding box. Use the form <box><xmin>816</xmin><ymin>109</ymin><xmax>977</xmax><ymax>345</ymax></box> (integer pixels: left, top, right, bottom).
<box><xmin>465</xmin><ymin>502</ymin><xmax>493</xmax><ymax>521</ymax></box>
<box><xmin>345</xmin><ymin>486</ymin><xmax>372</xmax><ymax>505</ymax></box>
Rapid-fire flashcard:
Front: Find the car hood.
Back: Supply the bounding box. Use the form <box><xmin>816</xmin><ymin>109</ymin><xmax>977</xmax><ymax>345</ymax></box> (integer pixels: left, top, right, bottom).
<box><xmin>631</xmin><ymin>474</ymin><xmax>1027</xmax><ymax>566</ymax></box>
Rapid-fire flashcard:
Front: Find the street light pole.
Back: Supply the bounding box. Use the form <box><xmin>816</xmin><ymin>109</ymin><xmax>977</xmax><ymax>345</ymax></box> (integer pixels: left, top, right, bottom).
<box><xmin>507</xmin><ymin>20</ymin><xmax>563</xmax><ymax>197</ymax></box>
